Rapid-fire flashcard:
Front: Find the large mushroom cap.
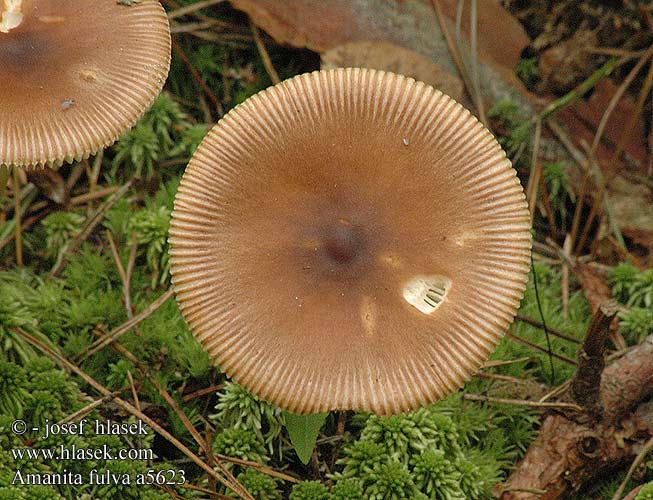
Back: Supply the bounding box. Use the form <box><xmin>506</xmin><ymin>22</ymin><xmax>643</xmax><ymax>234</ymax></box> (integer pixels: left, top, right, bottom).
<box><xmin>0</xmin><ymin>0</ymin><xmax>170</xmax><ymax>168</ymax></box>
<box><xmin>170</xmin><ymin>68</ymin><xmax>532</xmax><ymax>415</ymax></box>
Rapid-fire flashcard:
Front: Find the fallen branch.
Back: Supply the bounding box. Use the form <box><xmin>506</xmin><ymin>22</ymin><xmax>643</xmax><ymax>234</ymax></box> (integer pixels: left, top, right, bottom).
<box><xmin>500</xmin><ymin>335</ymin><xmax>653</xmax><ymax>499</ymax></box>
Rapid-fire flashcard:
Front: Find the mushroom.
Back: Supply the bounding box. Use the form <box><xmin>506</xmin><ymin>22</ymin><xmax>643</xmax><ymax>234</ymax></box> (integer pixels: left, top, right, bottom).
<box><xmin>169</xmin><ymin>68</ymin><xmax>532</xmax><ymax>415</ymax></box>
<box><xmin>0</xmin><ymin>0</ymin><xmax>171</xmax><ymax>168</ymax></box>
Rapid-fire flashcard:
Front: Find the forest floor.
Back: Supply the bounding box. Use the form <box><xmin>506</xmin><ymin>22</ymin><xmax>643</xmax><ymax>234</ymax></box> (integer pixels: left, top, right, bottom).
<box><xmin>1</xmin><ymin>1</ymin><xmax>652</xmax><ymax>499</ymax></box>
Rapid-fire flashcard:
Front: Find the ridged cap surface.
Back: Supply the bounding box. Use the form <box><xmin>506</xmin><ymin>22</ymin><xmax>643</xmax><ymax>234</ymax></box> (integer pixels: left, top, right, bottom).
<box><xmin>0</xmin><ymin>0</ymin><xmax>171</xmax><ymax>168</ymax></box>
<box><xmin>170</xmin><ymin>68</ymin><xmax>532</xmax><ymax>415</ymax></box>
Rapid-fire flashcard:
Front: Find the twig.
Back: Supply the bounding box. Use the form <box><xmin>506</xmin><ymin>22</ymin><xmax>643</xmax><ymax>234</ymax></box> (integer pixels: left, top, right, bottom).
<box><xmin>608</xmin><ymin>52</ymin><xmax>653</xmax><ymax>180</ymax></box>
<box><xmin>506</xmin><ymin>332</ymin><xmax>578</xmax><ymax>365</ymax></box>
<box><xmin>127</xmin><ymin>370</ymin><xmax>141</xmax><ymax>413</ymax></box>
<box><xmin>572</xmin><ymin>49</ymin><xmax>653</xmax><ymax>254</ymax></box>
<box><xmin>178</xmin><ymin>483</ymin><xmax>233</xmax><ymax>500</ymax></box>
<box><xmin>126</xmin><ymin>232</ymin><xmax>137</xmax><ymax>315</ymax></box>
<box><xmin>75</xmin><ymin>287</ymin><xmax>174</xmax><ymax>362</ymax></box>
<box><xmin>205</xmin><ymin>424</ymin><xmax>216</xmax><ymax>493</ymax></box>
<box><xmin>482</xmin><ymin>357</ymin><xmax>533</xmax><ymax>368</ymax></box>
<box><xmin>172</xmin><ymin>41</ymin><xmax>224</xmax><ymax>117</ymax></box>
<box><xmin>106</xmin><ymin>230</ymin><xmax>129</xmax><ymax>303</ymax></box>
<box><xmin>429</xmin><ymin>0</ymin><xmax>487</xmax><ymax>126</ymax></box>
<box><xmin>474</xmin><ymin>371</ymin><xmax>541</xmax><ymax>385</ymax></box>
<box><xmin>49</xmin><ymin>180</ymin><xmax>134</xmax><ymax>278</ymax></box>
<box><xmin>182</xmin><ymin>383</ymin><xmax>225</xmax><ymax>402</ymax></box>
<box><xmin>109</xmin><ymin>341</ymin><xmax>215</xmax><ymax>469</ymax></box>
<box><xmin>611</xmin><ymin>434</ymin><xmax>653</xmax><ymax>500</ymax></box>
<box><xmin>538</xmin><ymin>171</ymin><xmax>557</xmax><ymax>239</ymax></box>
<box><xmin>462</xmin><ymin>393</ymin><xmax>582</xmax><ymax>412</ymax></box>
<box><xmin>570</xmin><ymin>300</ymin><xmax>618</xmax><ymax>420</ymax></box>
<box><xmin>561</xmin><ymin>234</ymin><xmax>571</xmax><ymax>319</ymax></box>
<box><xmin>66</xmin><ymin>161</ymin><xmax>85</xmax><ymax>192</ymax></box>
<box><xmin>167</xmin><ymin>0</ymin><xmax>225</xmax><ymax>20</ymax></box>
<box><xmin>59</xmin><ymin>387</ymin><xmax>130</xmax><ymax>424</ymax></box>
<box><xmin>13</xmin><ymin>327</ymin><xmax>255</xmax><ymax>500</ymax></box>
<box><xmin>526</xmin><ymin>118</ymin><xmax>542</xmax><ymax>225</ymax></box>
<box><xmin>0</xmin><ymin>200</ymin><xmax>45</xmax><ymax>252</ymax></box>
<box><xmin>515</xmin><ymin>313</ymin><xmax>580</xmax><ymax>344</ymax></box>
<box><xmin>468</xmin><ymin>0</ymin><xmax>487</xmax><ymax>126</ymax></box>
<box><xmin>538</xmin><ymin>57</ymin><xmax>620</xmax><ymax>121</ymax></box>
<box><xmin>13</xmin><ymin>167</ymin><xmax>23</xmax><ymax>266</ymax></box>
<box><xmin>251</xmin><ymin>22</ymin><xmax>280</xmax><ymax>85</ymax></box>
<box><xmin>89</xmin><ymin>150</ymin><xmax>104</xmax><ymax>193</ymax></box>
<box><xmin>539</xmin><ymin>379</ymin><xmax>571</xmax><ymax>403</ymax></box>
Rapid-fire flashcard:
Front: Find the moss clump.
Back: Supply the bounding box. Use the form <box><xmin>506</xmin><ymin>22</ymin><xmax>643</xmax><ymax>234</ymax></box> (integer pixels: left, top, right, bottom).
<box><xmin>333</xmin><ymin>404</ymin><xmax>505</xmax><ymax>499</ymax></box>
<box><xmin>212</xmin><ymin>428</ymin><xmax>269</xmax><ymax>467</ymax></box>
<box><xmin>289</xmin><ymin>480</ymin><xmax>331</xmax><ymax>500</ymax></box>
<box><xmin>330</xmin><ymin>478</ymin><xmax>364</xmax><ymax>500</ymax></box>
<box><xmin>226</xmin><ymin>469</ymin><xmax>281</xmax><ymax>500</ymax></box>
<box><xmin>210</xmin><ymin>382</ymin><xmax>283</xmax><ymax>455</ymax></box>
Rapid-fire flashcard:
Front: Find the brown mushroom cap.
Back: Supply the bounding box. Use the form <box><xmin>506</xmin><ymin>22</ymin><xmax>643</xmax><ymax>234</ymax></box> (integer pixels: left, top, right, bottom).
<box><xmin>169</xmin><ymin>68</ymin><xmax>532</xmax><ymax>415</ymax></box>
<box><xmin>0</xmin><ymin>0</ymin><xmax>170</xmax><ymax>168</ymax></box>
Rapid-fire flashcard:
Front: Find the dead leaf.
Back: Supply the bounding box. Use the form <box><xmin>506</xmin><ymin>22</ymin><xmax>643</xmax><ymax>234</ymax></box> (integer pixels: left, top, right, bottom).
<box><xmin>321</xmin><ymin>41</ymin><xmax>464</xmax><ymax>101</ymax></box>
<box><xmin>26</xmin><ymin>167</ymin><xmax>70</xmax><ymax>206</ymax></box>
<box><xmin>231</xmin><ymin>0</ymin><xmax>531</xmax><ymax>105</ymax></box>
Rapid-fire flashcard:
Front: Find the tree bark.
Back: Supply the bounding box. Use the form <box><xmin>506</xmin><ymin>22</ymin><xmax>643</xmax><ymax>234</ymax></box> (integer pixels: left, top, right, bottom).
<box><xmin>499</xmin><ymin>335</ymin><xmax>653</xmax><ymax>499</ymax></box>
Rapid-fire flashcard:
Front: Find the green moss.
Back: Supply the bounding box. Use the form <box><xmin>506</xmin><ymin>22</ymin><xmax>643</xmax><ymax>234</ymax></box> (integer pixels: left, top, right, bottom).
<box><xmin>363</xmin><ymin>460</ymin><xmax>419</xmax><ymax>500</ymax></box>
<box><xmin>637</xmin><ymin>482</ymin><xmax>653</xmax><ymax>500</ymax></box>
<box><xmin>226</xmin><ymin>469</ymin><xmax>282</xmax><ymax>500</ymax></box>
<box><xmin>212</xmin><ymin>428</ymin><xmax>269</xmax><ymax>467</ymax></box>
<box><xmin>411</xmin><ymin>451</ymin><xmax>464</xmax><ymax>500</ymax></box>
<box><xmin>289</xmin><ymin>480</ymin><xmax>331</xmax><ymax>500</ymax></box>
<box><xmin>210</xmin><ymin>382</ymin><xmax>283</xmax><ymax>455</ymax></box>
<box><xmin>0</xmin><ymin>360</ymin><xmax>29</xmax><ymax>417</ymax></box>
<box><xmin>331</xmin><ymin>478</ymin><xmax>364</xmax><ymax>500</ymax></box>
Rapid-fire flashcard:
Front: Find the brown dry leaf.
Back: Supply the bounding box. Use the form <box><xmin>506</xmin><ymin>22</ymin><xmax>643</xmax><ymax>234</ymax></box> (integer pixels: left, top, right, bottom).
<box><xmin>571</xmin><ymin>261</ymin><xmax>625</xmax><ymax>349</ymax></box>
<box><xmin>538</xmin><ymin>29</ymin><xmax>599</xmax><ymax>94</ymax></box>
<box><xmin>557</xmin><ymin>79</ymin><xmax>647</xmax><ymax>172</ymax></box>
<box><xmin>321</xmin><ymin>41</ymin><xmax>464</xmax><ymax>102</ymax></box>
<box><xmin>607</xmin><ymin>175</ymin><xmax>653</xmax><ymax>260</ymax></box>
<box><xmin>26</xmin><ymin>167</ymin><xmax>70</xmax><ymax>206</ymax></box>
<box><xmin>230</xmin><ymin>0</ymin><xmax>530</xmax><ymax>103</ymax></box>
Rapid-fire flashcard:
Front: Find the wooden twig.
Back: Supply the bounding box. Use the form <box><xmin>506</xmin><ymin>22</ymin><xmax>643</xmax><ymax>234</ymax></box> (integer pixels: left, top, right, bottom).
<box><xmin>462</xmin><ymin>393</ymin><xmax>582</xmax><ymax>412</ymax></box>
<box><xmin>172</xmin><ymin>41</ymin><xmax>224</xmax><ymax>117</ymax></box>
<box><xmin>538</xmin><ymin>171</ymin><xmax>557</xmax><ymax>239</ymax></box>
<box><xmin>49</xmin><ymin>180</ymin><xmax>134</xmax><ymax>278</ymax></box>
<box><xmin>89</xmin><ymin>150</ymin><xmax>104</xmax><ymax>193</ymax></box>
<box><xmin>251</xmin><ymin>22</ymin><xmax>280</xmax><ymax>85</ymax></box>
<box><xmin>526</xmin><ymin>118</ymin><xmax>542</xmax><ymax>225</ymax></box>
<box><xmin>75</xmin><ymin>287</ymin><xmax>174</xmax><ymax>362</ymax></box>
<box><xmin>561</xmin><ymin>234</ymin><xmax>571</xmax><ymax>319</ymax></box>
<box><xmin>506</xmin><ymin>333</ymin><xmax>578</xmax><ymax>365</ymax></box>
<box><xmin>500</xmin><ymin>335</ymin><xmax>653</xmax><ymax>499</ymax></box>
<box><xmin>429</xmin><ymin>0</ymin><xmax>487</xmax><ymax>126</ymax></box>
<box><xmin>516</xmin><ymin>314</ymin><xmax>580</xmax><ymax>344</ymax></box>
<box><xmin>58</xmin><ymin>386</ymin><xmax>131</xmax><ymax>424</ymax></box>
<box><xmin>538</xmin><ymin>57</ymin><xmax>620</xmax><ymax>121</ymax></box>
<box><xmin>182</xmin><ymin>383</ymin><xmax>225</xmax><ymax>402</ymax></box>
<box><xmin>13</xmin><ymin>167</ymin><xmax>23</xmax><ymax>266</ymax></box>
<box><xmin>570</xmin><ymin>300</ymin><xmax>618</xmax><ymax>420</ymax></box>
<box><xmin>482</xmin><ymin>357</ymin><xmax>533</xmax><ymax>368</ymax></box>
<box><xmin>611</xmin><ymin>434</ymin><xmax>653</xmax><ymax>500</ymax></box>
<box><xmin>574</xmin><ymin>52</ymin><xmax>653</xmax><ymax>255</ymax></box>
<box><xmin>167</xmin><ymin>0</ymin><xmax>225</xmax><ymax>20</ymax></box>
<box><xmin>110</xmin><ymin>341</ymin><xmax>215</xmax><ymax>468</ymax></box>
<box><xmin>13</xmin><ymin>327</ymin><xmax>255</xmax><ymax>500</ymax></box>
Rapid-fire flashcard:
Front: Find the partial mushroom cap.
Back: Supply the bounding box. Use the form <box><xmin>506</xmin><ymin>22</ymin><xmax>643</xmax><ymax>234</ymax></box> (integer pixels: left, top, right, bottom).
<box><xmin>0</xmin><ymin>0</ymin><xmax>171</xmax><ymax>168</ymax></box>
<box><xmin>170</xmin><ymin>68</ymin><xmax>532</xmax><ymax>415</ymax></box>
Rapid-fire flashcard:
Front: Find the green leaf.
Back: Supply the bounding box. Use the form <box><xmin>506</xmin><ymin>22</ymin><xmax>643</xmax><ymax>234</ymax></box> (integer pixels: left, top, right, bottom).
<box><xmin>283</xmin><ymin>412</ymin><xmax>327</xmax><ymax>464</ymax></box>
